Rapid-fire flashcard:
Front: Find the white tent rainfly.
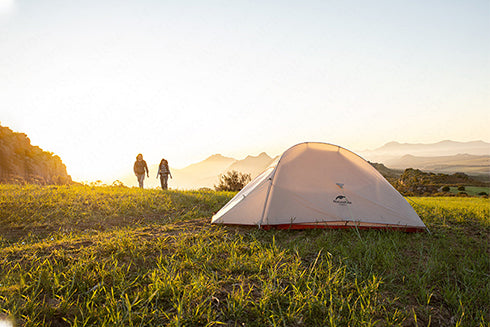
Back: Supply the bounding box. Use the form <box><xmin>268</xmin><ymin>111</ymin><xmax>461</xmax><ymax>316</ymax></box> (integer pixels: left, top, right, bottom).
<box><xmin>211</xmin><ymin>142</ymin><xmax>427</xmax><ymax>232</ymax></box>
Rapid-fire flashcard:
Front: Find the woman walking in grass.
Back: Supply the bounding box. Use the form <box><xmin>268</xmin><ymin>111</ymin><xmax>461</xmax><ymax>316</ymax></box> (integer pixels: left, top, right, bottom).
<box><xmin>133</xmin><ymin>154</ymin><xmax>149</xmax><ymax>188</ymax></box>
<box><xmin>157</xmin><ymin>158</ymin><xmax>172</xmax><ymax>190</ymax></box>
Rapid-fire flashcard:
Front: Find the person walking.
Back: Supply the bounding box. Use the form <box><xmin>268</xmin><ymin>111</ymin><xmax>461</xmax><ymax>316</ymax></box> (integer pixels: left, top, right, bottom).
<box><xmin>156</xmin><ymin>158</ymin><xmax>172</xmax><ymax>190</ymax></box>
<box><xmin>133</xmin><ymin>153</ymin><xmax>149</xmax><ymax>188</ymax></box>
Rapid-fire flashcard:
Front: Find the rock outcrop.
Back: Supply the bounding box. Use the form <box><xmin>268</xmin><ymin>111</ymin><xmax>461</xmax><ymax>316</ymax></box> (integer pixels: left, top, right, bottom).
<box><xmin>0</xmin><ymin>124</ymin><xmax>72</xmax><ymax>184</ymax></box>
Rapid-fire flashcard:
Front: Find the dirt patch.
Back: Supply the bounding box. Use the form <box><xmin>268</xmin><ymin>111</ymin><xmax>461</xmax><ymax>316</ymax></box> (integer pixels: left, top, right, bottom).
<box><xmin>0</xmin><ymin>225</ymin><xmax>56</xmax><ymax>242</ymax></box>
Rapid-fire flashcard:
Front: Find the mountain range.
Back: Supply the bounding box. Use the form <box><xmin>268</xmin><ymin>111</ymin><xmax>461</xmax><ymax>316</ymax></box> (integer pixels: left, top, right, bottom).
<box><xmin>358</xmin><ymin>140</ymin><xmax>489</xmax><ymax>178</ymax></box>
<box><xmin>359</xmin><ymin>140</ymin><xmax>489</xmax><ymax>159</ymax></box>
<box><xmin>170</xmin><ymin>152</ymin><xmax>277</xmax><ymax>189</ymax></box>
<box><xmin>119</xmin><ymin>140</ymin><xmax>489</xmax><ymax>189</ymax></box>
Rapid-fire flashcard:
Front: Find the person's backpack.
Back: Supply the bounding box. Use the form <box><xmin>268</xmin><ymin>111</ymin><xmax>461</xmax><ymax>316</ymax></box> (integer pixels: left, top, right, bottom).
<box><xmin>160</xmin><ymin>161</ymin><xmax>169</xmax><ymax>174</ymax></box>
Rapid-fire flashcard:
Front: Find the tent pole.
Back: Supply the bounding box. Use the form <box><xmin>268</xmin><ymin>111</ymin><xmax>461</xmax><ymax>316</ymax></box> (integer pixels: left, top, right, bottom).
<box><xmin>258</xmin><ymin>150</ymin><xmax>286</xmax><ymax>228</ymax></box>
<box><xmin>258</xmin><ymin>177</ymin><xmax>274</xmax><ymax>228</ymax></box>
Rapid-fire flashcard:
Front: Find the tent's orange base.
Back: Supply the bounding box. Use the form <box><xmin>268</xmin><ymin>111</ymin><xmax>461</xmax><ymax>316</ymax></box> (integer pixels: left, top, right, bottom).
<box><xmin>260</xmin><ymin>224</ymin><xmax>426</xmax><ymax>232</ymax></box>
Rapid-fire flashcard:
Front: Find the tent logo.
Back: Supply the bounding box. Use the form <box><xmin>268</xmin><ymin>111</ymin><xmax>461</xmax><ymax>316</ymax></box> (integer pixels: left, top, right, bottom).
<box><xmin>333</xmin><ymin>195</ymin><xmax>352</xmax><ymax>205</ymax></box>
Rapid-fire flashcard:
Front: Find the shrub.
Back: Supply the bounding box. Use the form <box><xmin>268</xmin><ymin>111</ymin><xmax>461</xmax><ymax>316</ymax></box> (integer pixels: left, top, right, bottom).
<box><xmin>111</xmin><ymin>180</ymin><xmax>126</xmax><ymax>187</ymax></box>
<box><xmin>458</xmin><ymin>186</ymin><xmax>466</xmax><ymax>191</ymax></box>
<box><xmin>441</xmin><ymin>186</ymin><xmax>450</xmax><ymax>192</ymax></box>
<box><xmin>215</xmin><ymin>170</ymin><xmax>251</xmax><ymax>192</ymax></box>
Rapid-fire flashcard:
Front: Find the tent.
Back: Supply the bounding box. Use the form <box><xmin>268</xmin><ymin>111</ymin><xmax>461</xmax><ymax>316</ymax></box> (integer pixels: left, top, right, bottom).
<box><xmin>211</xmin><ymin>142</ymin><xmax>426</xmax><ymax>232</ymax></box>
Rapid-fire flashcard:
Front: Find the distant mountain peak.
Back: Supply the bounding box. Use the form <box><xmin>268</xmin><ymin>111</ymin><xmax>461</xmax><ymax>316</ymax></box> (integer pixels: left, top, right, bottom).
<box><xmin>244</xmin><ymin>152</ymin><xmax>272</xmax><ymax>160</ymax></box>
<box><xmin>436</xmin><ymin>140</ymin><xmax>487</xmax><ymax>145</ymax></box>
<box><xmin>384</xmin><ymin>141</ymin><xmax>401</xmax><ymax>147</ymax></box>
<box><xmin>205</xmin><ymin>154</ymin><xmax>235</xmax><ymax>161</ymax></box>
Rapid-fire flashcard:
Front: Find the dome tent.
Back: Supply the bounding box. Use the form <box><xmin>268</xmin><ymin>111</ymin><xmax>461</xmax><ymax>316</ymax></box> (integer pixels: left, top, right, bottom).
<box><xmin>211</xmin><ymin>142</ymin><xmax>427</xmax><ymax>232</ymax></box>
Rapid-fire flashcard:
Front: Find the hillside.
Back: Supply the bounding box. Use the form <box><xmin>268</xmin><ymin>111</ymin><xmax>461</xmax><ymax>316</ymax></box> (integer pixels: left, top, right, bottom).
<box><xmin>0</xmin><ymin>124</ymin><xmax>72</xmax><ymax>184</ymax></box>
<box><xmin>394</xmin><ymin>168</ymin><xmax>486</xmax><ymax>195</ymax></box>
<box><xmin>368</xmin><ymin>162</ymin><xmax>403</xmax><ymax>182</ymax></box>
<box><xmin>385</xmin><ymin>153</ymin><xmax>490</xmax><ymax>176</ymax></box>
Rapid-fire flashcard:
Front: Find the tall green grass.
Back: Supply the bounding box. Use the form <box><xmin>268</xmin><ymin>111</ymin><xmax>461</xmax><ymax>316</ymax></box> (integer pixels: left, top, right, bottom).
<box><xmin>0</xmin><ymin>185</ymin><xmax>488</xmax><ymax>326</ymax></box>
<box><xmin>0</xmin><ymin>184</ymin><xmax>228</xmax><ymax>238</ymax></box>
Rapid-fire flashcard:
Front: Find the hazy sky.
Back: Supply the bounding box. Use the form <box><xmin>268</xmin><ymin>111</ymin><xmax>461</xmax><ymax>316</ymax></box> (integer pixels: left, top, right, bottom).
<box><xmin>1</xmin><ymin>0</ymin><xmax>489</xmax><ymax>182</ymax></box>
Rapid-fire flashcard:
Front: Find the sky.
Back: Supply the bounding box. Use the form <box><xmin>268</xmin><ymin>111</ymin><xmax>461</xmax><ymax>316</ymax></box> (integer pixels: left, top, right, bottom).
<box><xmin>1</xmin><ymin>0</ymin><xmax>489</xmax><ymax>183</ymax></box>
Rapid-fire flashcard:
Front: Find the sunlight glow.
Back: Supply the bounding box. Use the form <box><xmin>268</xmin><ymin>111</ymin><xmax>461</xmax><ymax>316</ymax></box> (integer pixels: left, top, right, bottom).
<box><xmin>0</xmin><ymin>0</ymin><xmax>14</xmax><ymax>15</ymax></box>
<box><xmin>0</xmin><ymin>319</ymin><xmax>13</xmax><ymax>327</ymax></box>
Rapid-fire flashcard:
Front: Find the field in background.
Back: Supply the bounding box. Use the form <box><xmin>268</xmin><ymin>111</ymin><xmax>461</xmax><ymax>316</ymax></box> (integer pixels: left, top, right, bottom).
<box><xmin>0</xmin><ymin>185</ymin><xmax>489</xmax><ymax>326</ymax></box>
<box><xmin>448</xmin><ymin>186</ymin><xmax>489</xmax><ymax>196</ymax></box>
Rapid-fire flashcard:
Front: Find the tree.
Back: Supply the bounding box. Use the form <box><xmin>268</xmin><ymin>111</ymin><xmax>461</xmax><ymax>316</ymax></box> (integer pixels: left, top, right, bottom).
<box><xmin>215</xmin><ymin>170</ymin><xmax>251</xmax><ymax>192</ymax></box>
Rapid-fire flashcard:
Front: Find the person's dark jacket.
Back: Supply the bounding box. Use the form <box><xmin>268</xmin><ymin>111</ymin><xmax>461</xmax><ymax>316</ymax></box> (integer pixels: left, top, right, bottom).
<box><xmin>134</xmin><ymin>160</ymin><xmax>149</xmax><ymax>175</ymax></box>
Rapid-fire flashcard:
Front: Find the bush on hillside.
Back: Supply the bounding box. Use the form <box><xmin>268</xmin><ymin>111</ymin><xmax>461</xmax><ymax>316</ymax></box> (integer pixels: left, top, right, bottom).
<box><xmin>215</xmin><ymin>170</ymin><xmax>251</xmax><ymax>192</ymax></box>
<box><xmin>394</xmin><ymin>168</ymin><xmax>484</xmax><ymax>196</ymax></box>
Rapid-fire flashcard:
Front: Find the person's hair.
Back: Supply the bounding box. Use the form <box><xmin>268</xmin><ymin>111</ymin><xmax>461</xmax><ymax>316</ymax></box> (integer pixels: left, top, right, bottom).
<box><xmin>137</xmin><ymin>154</ymin><xmax>143</xmax><ymax>160</ymax></box>
<box><xmin>160</xmin><ymin>158</ymin><xmax>167</xmax><ymax>165</ymax></box>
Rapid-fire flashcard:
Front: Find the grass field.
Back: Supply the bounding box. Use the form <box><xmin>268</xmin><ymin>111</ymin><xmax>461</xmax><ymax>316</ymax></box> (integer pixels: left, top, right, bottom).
<box><xmin>0</xmin><ymin>185</ymin><xmax>489</xmax><ymax>326</ymax></box>
<box><xmin>448</xmin><ymin>186</ymin><xmax>489</xmax><ymax>196</ymax></box>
